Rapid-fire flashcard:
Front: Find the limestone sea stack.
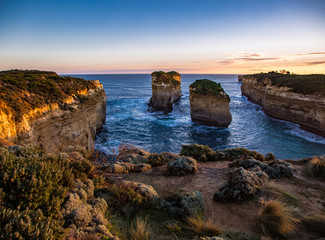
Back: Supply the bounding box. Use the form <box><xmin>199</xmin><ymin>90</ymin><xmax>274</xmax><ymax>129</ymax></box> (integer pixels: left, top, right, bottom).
<box><xmin>189</xmin><ymin>79</ymin><xmax>232</xmax><ymax>127</ymax></box>
<box><xmin>148</xmin><ymin>71</ymin><xmax>181</xmax><ymax>114</ymax></box>
<box><xmin>0</xmin><ymin>70</ymin><xmax>107</xmax><ymax>152</ymax></box>
<box><xmin>240</xmin><ymin>72</ymin><xmax>325</xmax><ymax>137</ymax></box>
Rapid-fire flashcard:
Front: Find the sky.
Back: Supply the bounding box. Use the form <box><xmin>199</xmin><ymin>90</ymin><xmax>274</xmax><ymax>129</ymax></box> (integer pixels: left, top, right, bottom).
<box><xmin>0</xmin><ymin>0</ymin><xmax>325</xmax><ymax>74</ymax></box>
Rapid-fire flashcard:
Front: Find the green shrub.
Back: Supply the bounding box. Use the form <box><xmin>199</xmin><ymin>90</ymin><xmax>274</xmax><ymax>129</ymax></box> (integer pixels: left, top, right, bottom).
<box><xmin>224</xmin><ymin>147</ymin><xmax>264</xmax><ymax>161</ymax></box>
<box><xmin>305</xmin><ymin>157</ymin><xmax>325</xmax><ymax>178</ymax></box>
<box><xmin>180</xmin><ymin>144</ymin><xmax>216</xmax><ymax>162</ymax></box>
<box><xmin>0</xmin><ymin>145</ymin><xmax>74</xmax><ymax>239</ymax></box>
<box><xmin>100</xmin><ymin>183</ymin><xmax>152</xmax><ymax>217</ymax></box>
<box><xmin>147</xmin><ymin>153</ymin><xmax>169</xmax><ymax>166</ymax></box>
<box><xmin>0</xmin><ymin>207</ymin><xmax>64</xmax><ymax>240</ymax></box>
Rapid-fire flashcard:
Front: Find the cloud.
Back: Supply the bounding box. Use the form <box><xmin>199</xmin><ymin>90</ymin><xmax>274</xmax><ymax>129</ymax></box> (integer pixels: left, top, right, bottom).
<box><xmin>295</xmin><ymin>52</ymin><xmax>325</xmax><ymax>56</ymax></box>
<box><xmin>304</xmin><ymin>61</ymin><xmax>325</xmax><ymax>66</ymax></box>
<box><xmin>220</xmin><ymin>56</ymin><xmax>279</xmax><ymax>64</ymax></box>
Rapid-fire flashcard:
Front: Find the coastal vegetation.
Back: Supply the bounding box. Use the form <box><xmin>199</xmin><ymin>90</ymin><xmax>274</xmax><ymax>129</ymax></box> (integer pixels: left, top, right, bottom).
<box><xmin>243</xmin><ymin>72</ymin><xmax>325</xmax><ymax>96</ymax></box>
<box><xmin>151</xmin><ymin>71</ymin><xmax>181</xmax><ymax>86</ymax></box>
<box><xmin>0</xmin><ymin>69</ymin><xmax>97</xmax><ymax>121</ymax></box>
<box><xmin>189</xmin><ymin>79</ymin><xmax>229</xmax><ymax>99</ymax></box>
<box><xmin>0</xmin><ymin>143</ymin><xmax>324</xmax><ymax>239</ymax></box>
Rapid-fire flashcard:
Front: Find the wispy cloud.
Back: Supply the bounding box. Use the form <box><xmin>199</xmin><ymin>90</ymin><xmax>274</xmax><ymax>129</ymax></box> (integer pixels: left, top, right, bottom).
<box><xmin>295</xmin><ymin>52</ymin><xmax>325</xmax><ymax>56</ymax></box>
<box><xmin>304</xmin><ymin>61</ymin><xmax>325</xmax><ymax>66</ymax></box>
<box><xmin>220</xmin><ymin>52</ymin><xmax>279</xmax><ymax>64</ymax></box>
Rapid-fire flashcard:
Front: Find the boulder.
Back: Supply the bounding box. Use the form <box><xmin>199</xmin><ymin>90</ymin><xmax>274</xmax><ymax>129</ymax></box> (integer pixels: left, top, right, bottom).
<box><xmin>189</xmin><ymin>79</ymin><xmax>232</xmax><ymax>127</ymax></box>
<box><xmin>166</xmin><ymin>156</ymin><xmax>198</xmax><ymax>176</ymax></box>
<box><xmin>149</xmin><ymin>71</ymin><xmax>181</xmax><ymax>114</ymax></box>
<box><xmin>213</xmin><ymin>167</ymin><xmax>267</xmax><ymax>203</ymax></box>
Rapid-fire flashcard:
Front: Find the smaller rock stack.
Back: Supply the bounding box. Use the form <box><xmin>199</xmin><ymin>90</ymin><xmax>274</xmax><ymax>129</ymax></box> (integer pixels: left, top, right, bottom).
<box><xmin>189</xmin><ymin>79</ymin><xmax>232</xmax><ymax>127</ymax></box>
<box><xmin>149</xmin><ymin>71</ymin><xmax>181</xmax><ymax>114</ymax></box>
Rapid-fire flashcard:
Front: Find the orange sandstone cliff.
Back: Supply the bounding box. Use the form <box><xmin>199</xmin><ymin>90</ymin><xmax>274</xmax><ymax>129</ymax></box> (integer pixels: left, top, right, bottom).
<box><xmin>0</xmin><ymin>70</ymin><xmax>107</xmax><ymax>152</ymax></box>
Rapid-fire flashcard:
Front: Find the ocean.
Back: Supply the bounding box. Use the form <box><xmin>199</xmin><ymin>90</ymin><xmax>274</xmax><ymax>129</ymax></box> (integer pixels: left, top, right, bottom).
<box><xmin>68</xmin><ymin>74</ymin><xmax>325</xmax><ymax>159</ymax></box>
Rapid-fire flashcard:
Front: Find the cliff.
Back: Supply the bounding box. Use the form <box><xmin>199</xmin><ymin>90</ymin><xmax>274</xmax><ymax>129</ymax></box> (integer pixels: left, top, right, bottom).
<box><xmin>240</xmin><ymin>72</ymin><xmax>325</xmax><ymax>137</ymax></box>
<box><xmin>148</xmin><ymin>71</ymin><xmax>181</xmax><ymax>114</ymax></box>
<box><xmin>0</xmin><ymin>70</ymin><xmax>107</xmax><ymax>152</ymax></box>
<box><xmin>189</xmin><ymin>79</ymin><xmax>232</xmax><ymax>127</ymax></box>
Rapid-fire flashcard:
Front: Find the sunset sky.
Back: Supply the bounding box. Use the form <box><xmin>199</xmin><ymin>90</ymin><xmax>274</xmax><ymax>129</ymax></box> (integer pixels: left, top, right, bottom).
<box><xmin>0</xmin><ymin>0</ymin><xmax>325</xmax><ymax>74</ymax></box>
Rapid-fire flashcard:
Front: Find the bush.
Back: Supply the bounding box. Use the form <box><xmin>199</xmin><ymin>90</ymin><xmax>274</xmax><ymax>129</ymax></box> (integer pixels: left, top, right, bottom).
<box><xmin>180</xmin><ymin>144</ymin><xmax>216</xmax><ymax>162</ymax></box>
<box><xmin>187</xmin><ymin>216</ymin><xmax>221</xmax><ymax>237</ymax></box>
<box><xmin>305</xmin><ymin>157</ymin><xmax>325</xmax><ymax>178</ymax></box>
<box><xmin>0</xmin><ymin>145</ymin><xmax>74</xmax><ymax>239</ymax></box>
<box><xmin>256</xmin><ymin>200</ymin><xmax>298</xmax><ymax>238</ymax></box>
<box><xmin>147</xmin><ymin>153</ymin><xmax>169</xmax><ymax>166</ymax></box>
<box><xmin>100</xmin><ymin>183</ymin><xmax>154</xmax><ymax>217</ymax></box>
<box><xmin>224</xmin><ymin>147</ymin><xmax>265</xmax><ymax>161</ymax></box>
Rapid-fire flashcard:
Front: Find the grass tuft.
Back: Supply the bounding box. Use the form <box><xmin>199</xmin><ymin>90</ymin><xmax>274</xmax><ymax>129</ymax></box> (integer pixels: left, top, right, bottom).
<box><xmin>187</xmin><ymin>216</ymin><xmax>221</xmax><ymax>237</ymax></box>
<box><xmin>130</xmin><ymin>217</ymin><xmax>152</xmax><ymax>240</ymax></box>
<box><xmin>305</xmin><ymin>157</ymin><xmax>325</xmax><ymax>178</ymax></box>
<box><xmin>257</xmin><ymin>200</ymin><xmax>298</xmax><ymax>238</ymax></box>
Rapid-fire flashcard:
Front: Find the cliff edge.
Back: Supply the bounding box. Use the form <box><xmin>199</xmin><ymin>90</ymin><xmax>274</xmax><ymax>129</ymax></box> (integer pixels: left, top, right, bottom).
<box><xmin>240</xmin><ymin>72</ymin><xmax>325</xmax><ymax>137</ymax></box>
<box><xmin>0</xmin><ymin>70</ymin><xmax>107</xmax><ymax>152</ymax></box>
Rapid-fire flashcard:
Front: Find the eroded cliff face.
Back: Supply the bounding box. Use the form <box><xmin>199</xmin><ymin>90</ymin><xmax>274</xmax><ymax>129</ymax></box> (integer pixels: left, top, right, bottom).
<box><xmin>240</xmin><ymin>76</ymin><xmax>325</xmax><ymax>137</ymax></box>
<box><xmin>0</xmin><ymin>71</ymin><xmax>107</xmax><ymax>152</ymax></box>
<box><xmin>149</xmin><ymin>71</ymin><xmax>181</xmax><ymax>114</ymax></box>
<box><xmin>189</xmin><ymin>80</ymin><xmax>232</xmax><ymax>127</ymax></box>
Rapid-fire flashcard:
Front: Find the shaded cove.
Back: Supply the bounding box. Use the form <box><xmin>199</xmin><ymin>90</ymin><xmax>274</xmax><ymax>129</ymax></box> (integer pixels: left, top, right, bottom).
<box><xmin>67</xmin><ymin>74</ymin><xmax>325</xmax><ymax>159</ymax></box>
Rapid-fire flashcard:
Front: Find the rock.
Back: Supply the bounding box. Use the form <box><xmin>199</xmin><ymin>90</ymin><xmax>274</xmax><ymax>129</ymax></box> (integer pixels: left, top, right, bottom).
<box><xmin>0</xmin><ymin>70</ymin><xmax>107</xmax><ymax>152</ymax></box>
<box><xmin>148</xmin><ymin>71</ymin><xmax>181</xmax><ymax>114</ymax></box>
<box><xmin>240</xmin><ymin>73</ymin><xmax>325</xmax><ymax>137</ymax></box>
<box><xmin>230</xmin><ymin>158</ymin><xmax>293</xmax><ymax>179</ymax></box>
<box><xmin>62</xmin><ymin>179</ymin><xmax>117</xmax><ymax>239</ymax></box>
<box><xmin>189</xmin><ymin>79</ymin><xmax>232</xmax><ymax>127</ymax></box>
<box><xmin>213</xmin><ymin>167</ymin><xmax>267</xmax><ymax>203</ymax></box>
<box><xmin>159</xmin><ymin>191</ymin><xmax>204</xmax><ymax>219</ymax></box>
<box><xmin>121</xmin><ymin>181</ymin><xmax>159</xmax><ymax>200</ymax></box>
<box><xmin>264</xmin><ymin>160</ymin><xmax>293</xmax><ymax>178</ymax></box>
<box><xmin>118</xmin><ymin>147</ymin><xmax>151</xmax><ymax>163</ymax></box>
<box><xmin>105</xmin><ymin>162</ymin><xmax>151</xmax><ymax>174</ymax></box>
<box><xmin>166</xmin><ymin>156</ymin><xmax>198</xmax><ymax>176</ymax></box>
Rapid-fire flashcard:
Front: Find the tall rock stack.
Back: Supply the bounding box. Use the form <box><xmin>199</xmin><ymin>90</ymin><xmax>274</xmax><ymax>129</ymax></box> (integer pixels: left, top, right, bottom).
<box><xmin>189</xmin><ymin>79</ymin><xmax>232</xmax><ymax>127</ymax></box>
<box><xmin>149</xmin><ymin>71</ymin><xmax>181</xmax><ymax>114</ymax></box>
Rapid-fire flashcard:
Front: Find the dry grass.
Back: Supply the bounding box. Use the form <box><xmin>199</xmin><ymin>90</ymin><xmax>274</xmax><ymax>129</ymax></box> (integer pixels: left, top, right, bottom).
<box><xmin>130</xmin><ymin>217</ymin><xmax>152</xmax><ymax>240</ymax></box>
<box><xmin>187</xmin><ymin>216</ymin><xmax>221</xmax><ymax>237</ymax></box>
<box><xmin>257</xmin><ymin>200</ymin><xmax>298</xmax><ymax>238</ymax></box>
<box><xmin>264</xmin><ymin>182</ymin><xmax>301</xmax><ymax>207</ymax></box>
<box><xmin>303</xmin><ymin>215</ymin><xmax>325</xmax><ymax>236</ymax></box>
<box><xmin>305</xmin><ymin>157</ymin><xmax>325</xmax><ymax>178</ymax></box>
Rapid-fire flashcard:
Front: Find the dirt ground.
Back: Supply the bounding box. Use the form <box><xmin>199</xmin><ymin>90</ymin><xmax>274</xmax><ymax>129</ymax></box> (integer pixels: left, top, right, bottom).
<box><xmin>101</xmin><ymin>161</ymin><xmax>325</xmax><ymax>239</ymax></box>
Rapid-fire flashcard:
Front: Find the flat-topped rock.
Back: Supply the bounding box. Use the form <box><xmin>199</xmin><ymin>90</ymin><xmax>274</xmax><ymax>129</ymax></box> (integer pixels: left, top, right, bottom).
<box><xmin>148</xmin><ymin>71</ymin><xmax>181</xmax><ymax>114</ymax></box>
<box><xmin>189</xmin><ymin>79</ymin><xmax>232</xmax><ymax>127</ymax></box>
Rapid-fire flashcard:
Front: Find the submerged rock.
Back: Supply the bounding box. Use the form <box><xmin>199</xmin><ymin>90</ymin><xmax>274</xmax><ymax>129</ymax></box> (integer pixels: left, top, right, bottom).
<box><xmin>213</xmin><ymin>167</ymin><xmax>267</xmax><ymax>203</ymax></box>
<box><xmin>189</xmin><ymin>79</ymin><xmax>232</xmax><ymax>127</ymax></box>
<box><xmin>166</xmin><ymin>156</ymin><xmax>198</xmax><ymax>176</ymax></box>
<box><xmin>149</xmin><ymin>71</ymin><xmax>181</xmax><ymax>114</ymax></box>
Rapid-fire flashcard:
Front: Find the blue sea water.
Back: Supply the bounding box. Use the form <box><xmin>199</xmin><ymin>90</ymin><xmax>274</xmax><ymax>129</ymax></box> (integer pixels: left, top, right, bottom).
<box><xmin>69</xmin><ymin>74</ymin><xmax>325</xmax><ymax>159</ymax></box>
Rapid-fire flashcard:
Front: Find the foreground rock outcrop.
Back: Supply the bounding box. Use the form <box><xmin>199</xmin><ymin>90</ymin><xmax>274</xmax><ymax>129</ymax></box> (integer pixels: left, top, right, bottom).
<box><xmin>148</xmin><ymin>71</ymin><xmax>181</xmax><ymax>114</ymax></box>
<box><xmin>189</xmin><ymin>79</ymin><xmax>232</xmax><ymax>127</ymax></box>
<box><xmin>0</xmin><ymin>70</ymin><xmax>107</xmax><ymax>152</ymax></box>
<box><xmin>240</xmin><ymin>72</ymin><xmax>325</xmax><ymax>136</ymax></box>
